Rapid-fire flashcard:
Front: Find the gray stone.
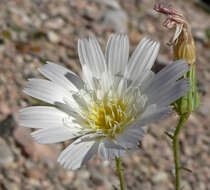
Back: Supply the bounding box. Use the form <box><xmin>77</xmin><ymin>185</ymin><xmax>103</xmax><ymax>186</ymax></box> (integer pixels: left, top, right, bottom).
<box><xmin>77</xmin><ymin>170</ymin><xmax>90</xmax><ymax>180</ymax></box>
<box><xmin>45</xmin><ymin>17</ymin><xmax>65</xmax><ymax>30</ymax></box>
<box><xmin>0</xmin><ymin>114</ymin><xmax>17</xmax><ymax>137</ymax></box>
<box><xmin>2</xmin><ymin>183</ymin><xmax>20</xmax><ymax>190</ymax></box>
<box><xmin>152</xmin><ymin>172</ymin><xmax>168</xmax><ymax>183</ymax></box>
<box><xmin>102</xmin><ymin>9</ymin><xmax>128</xmax><ymax>33</ymax></box>
<box><xmin>194</xmin><ymin>30</ymin><xmax>208</xmax><ymax>44</ymax></box>
<box><xmin>0</xmin><ymin>137</ymin><xmax>14</xmax><ymax>167</ymax></box>
<box><xmin>89</xmin><ymin>168</ymin><xmax>104</xmax><ymax>185</ymax></box>
<box><xmin>97</xmin><ymin>0</ymin><xmax>128</xmax><ymax>32</ymax></box>
<box><xmin>198</xmin><ymin>103</ymin><xmax>209</xmax><ymax>116</ymax></box>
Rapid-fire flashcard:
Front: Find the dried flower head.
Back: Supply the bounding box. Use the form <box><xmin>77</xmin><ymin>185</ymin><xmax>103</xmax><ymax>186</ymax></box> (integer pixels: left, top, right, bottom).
<box><xmin>154</xmin><ymin>2</ymin><xmax>196</xmax><ymax>64</ymax></box>
<box><xmin>19</xmin><ymin>34</ymin><xmax>189</xmax><ymax>170</ymax></box>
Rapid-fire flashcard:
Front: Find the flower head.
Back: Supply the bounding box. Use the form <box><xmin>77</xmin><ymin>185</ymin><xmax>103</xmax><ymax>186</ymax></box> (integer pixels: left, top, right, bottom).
<box><xmin>154</xmin><ymin>2</ymin><xmax>196</xmax><ymax>64</ymax></box>
<box><xmin>19</xmin><ymin>34</ymin><xmax>189</xmax><ymax>170</ymax></box>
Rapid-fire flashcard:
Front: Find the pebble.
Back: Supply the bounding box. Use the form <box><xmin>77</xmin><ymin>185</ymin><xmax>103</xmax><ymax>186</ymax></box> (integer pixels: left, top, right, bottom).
<box><xmin>0</xmin><ymin>114</ymin><xmax>17</xmax><ymax>137</ymax></box>
<box><xmin>45</xmin><ymin>17</ymin><xmax>65</xmax><ymax>30</ymax></box>
<box><xmin>152</xmin><ymin>172</ymin><xmax>168</xmax><ymax>183</ymax></box>
<box><xmin>89</xmin><ymin>168</ymin><xmax>104</xmax><ymax>186</ymax></box>
<box><xmin>47</xmin><ymin>31</ymin><xmax>60</xmax><ymax>43</ymax></box>
<box><xmin>0</xmin><ymin>137</ymin><xmax>14</xmax><ymax>167</ymax></box>
<box><xmin>3</xmin><ymin>183</ymin><xmax>20</xmax><ymax>190</ymax></box>
<box><xmin>194</xmin><ymin>30</ymin><xmax>207</xmax><ymax>44</ymax></box>
<box><xmin>102</xmin><ymin>9</ymin><xmax>128</xmax><ymax>32</ymax></box>
<box><xmin>198</xmin><ymin>103</ymin><xmax>209</xmax><ymax>117</ymax></box>
<box><xmin>77</xmin><ymin>170</ymin><xmax>90</xmax><ymax>180</ymax></box>
<box><xmin>13</xmin><ymin>126</ymin><xmax>37</xmax><ymax>160</ymax></box>
<box><xmin>98</xmin><ymin>0</ymin><xmax>128</xmax><ymax>32</ymax></box>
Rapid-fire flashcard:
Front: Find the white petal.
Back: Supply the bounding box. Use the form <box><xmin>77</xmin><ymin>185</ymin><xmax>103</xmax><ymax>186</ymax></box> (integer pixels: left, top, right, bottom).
<box><xmin>105</xmin><ymin>34</ymin><xmax>129</xmax><ymax>75</ymax></box>
<box><xmin>147</xmin><ymin>78</ymin><xmax>189</xmax><ymax>107</ymax></box>
<box><xmin>135</xmin><ymin>105</ymin><xmax>173</xmax><ymax>127</ymax></box>
<box><xmin>126</xmin><ymin>38</ymin><xmax>159</xmax><ymax>81</ymax></box>
<box><xmin>78</xmin><ymin>38</ymin><xmax>106</xmax><ymax>78</ymax></box>
<box><xmin>54</xmin><ymin>102</ymin><xmax>86</xmax><ymax>123</ymax></box>
<box><xmin>57</xmin><ymin>137</ymin><xmax>98</xmax><ymax>170</ymax></box>
<box><xmin>101</xmin><ymin>70</ymin><xmax>113</xmax><ymax>92</ymax></box>
<box><xmin>144</xmin><ymin>59</ymin><xmax>189</xmax><ymax>94</ymax></box>
<box><xmin>23</xmin><ymin>78</ymin><xmax>72</xmax><ymax>104</ymax></box>
<box><xmin>31</xmin><ymin>126</ymin><xmax>82</xmax><ymax>144</ymax></box>
<box><xmin>72</xmin><ymin>94</ymin><xmax>89</xmax><ymax>111</ymax></box>
<box><xmin>129</xmin><ymin>70</ymin><xmax>154</xmax><ymax>88</ymax></box>
<box><xmin>98</xmin><ymin>138</ymin><xmax>125</xmax><ymax>160</ymax></box>
<box><xmin>139</xmin><ymin>71</ymin><xmax>155</xmax><ymax>92</ymax></box>
<box><xmin>38</xmin><ymin>62</ymin><xmax>84</xmax><ymax>91</ymax></box>
<box><xmin>117</xmin><ymin>78</ymin><xmax>127</xmax><ymax>97</ymax></box>
<box><xmin>81</xmin><ymin>64</ymin><xmax>95</xmax><ymax>89</ymax></box>
<box><xmin>19</xmin><ymin>106</ymin><xmax>67</xmax><ymax>128</ymax></box>
<box><xmin>78</xmin><ymin>133</ymin><xmax>106</xmax><ymax>142</ymax></box>
<box><xmin>115</xmin><ymin>126</ymin><xmax>146</xmax><ymax>148</ymax></box>
<box><xmin>88</xmin><ymin>38</ymin><xmax>106</xmax><ymax>73</ymax></box>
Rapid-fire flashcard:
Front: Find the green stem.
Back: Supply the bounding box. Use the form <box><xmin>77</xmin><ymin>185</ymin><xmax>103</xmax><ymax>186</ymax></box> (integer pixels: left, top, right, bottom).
<box><xmin>115</xmin><ymin>157</ymin><xmax>125</xmax><ymax>190</ymax></box>
<box><xmin>173</xmin><ymin>114</ymin><xmax>189</xmax><ymax>190</ymax></box>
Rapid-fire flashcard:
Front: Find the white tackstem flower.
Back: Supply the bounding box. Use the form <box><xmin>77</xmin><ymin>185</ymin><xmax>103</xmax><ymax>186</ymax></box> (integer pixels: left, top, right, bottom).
<box><xmin>19</xmin><ymin>34</ymin><xmax>189</xmax><ymax>170</ymax></box>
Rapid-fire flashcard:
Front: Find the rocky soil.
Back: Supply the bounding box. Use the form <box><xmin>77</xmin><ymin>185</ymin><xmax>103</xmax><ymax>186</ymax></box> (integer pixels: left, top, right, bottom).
<box><xmin>0</xmin><ymin>0</ymin><xmax>210</xmax><ymax>190</ymax></box>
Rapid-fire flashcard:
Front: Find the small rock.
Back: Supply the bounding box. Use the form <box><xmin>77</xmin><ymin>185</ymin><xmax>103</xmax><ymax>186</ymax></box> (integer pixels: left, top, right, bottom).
<box><xmin>203</xmin><ymin>70</ymin><xmax>210</xmax><ymax>81</ymax></box>
<box><xmin>96</xmin><ymin>0</ymin><xmax>121</xmax><ymax>9</ymax></box>
<box><xmin>14</xmin><ymin>126</ymin><xmax>59</xmax><ymax>164</ymax></box>
<box><xmin>13</xmin><ymin>126</ymin><xmax>37</xmax><ymax>159</ymax></box>
<box><xmin>98</xmin><ymin>0</ymin><xmax>128</xmax><ymax>32</ymax></box>
<box><xmin>182</xmin><ymin>180</ymin><xmax>192</xmax><ymax>190</ymax></box>
<box><xmin>45</xmin><ymin>17</ymin><xmax>65</xmax><ymax>30</ymax></box>
<box><xmin>0</xmin><ymin>114</ymin><xmax>17</xmax><ymax>137</ymax></box>
<box><xmin>129</xmin><ymin>29</ymin><xmax>142</xmax><ymax>44</ymax></box>
<box><xmin>194</xmin><ymin>30</ymin><xmax>207</xmax><ymax>44</ymax></box>
<box><xmin>89</xmin><ymin>168</ymin><xmax>104</xmax><ymax>186</ymax></box>
<box><xmin>77</xmin><ymin>170</ymin><xmax>90</xmax><ymax>180</ymax></box>
<box><xmin>156</xmin><ymin>54</ymin><xmax>169</xmax><ymax>66</ymax></box>
<box><xmin>197</xmin><ymin>80</ymin><xmax>208</xmax><ymax>96</ymax></box>
<box><xmin>34</xmin><ymin>143</ymin><xmax>59</xmax><ymax>169</ymax></box>
<box><xmin>152</xmin><ymin>172</ymin><xmax>168</xmax><ymax>183</ymax></box>
<box><xmin>47</xmin><ymin>31</ymin><xmax>60</xmax><ymax>44</ymax></box>
<box><xmin>198</xmin><ymin>103</ymin><xmax>209</xmax><ymax>117</ymax></box>
<box><xmin>3</xmin><ymin>183</ymin><xmax>20</xmax><ymax>190</ymax></box>
<box><xmin>82</xmin><ymin>6</ymin><xmax>101</xmax><ymax>21</ymax></box>
<box><xmin>26</xmin><ymin>167</ymin><xmax>44</xmax><ymax>180</ymax></box>
<box><xmin>102</xmin><ymin>9</ymin><xmax>128</xmax><ymax>32</ymax></box>
<box><xmin>0</xmin><ymin>137</ymin><xmax>14</xmax><ymax>167</ymax></box>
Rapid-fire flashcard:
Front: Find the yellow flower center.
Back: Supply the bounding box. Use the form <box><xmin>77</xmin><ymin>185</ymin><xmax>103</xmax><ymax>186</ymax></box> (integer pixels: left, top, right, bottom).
<box><xmin>87</xmin><ymin>98</ymin><xmax>133</xmax><ymax>138</ymax></box>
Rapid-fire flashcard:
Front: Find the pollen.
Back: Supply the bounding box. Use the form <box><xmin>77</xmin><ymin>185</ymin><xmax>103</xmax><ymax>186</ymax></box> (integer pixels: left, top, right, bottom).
<box><xmin>84</xmin><ymin>88</ymin><xmax>146</xmax><ymax>139</ymax></box>
<box><xmin>87</xmin><ymin>97</ymin><xmax>133</xmax><ymax>138</ymax></box>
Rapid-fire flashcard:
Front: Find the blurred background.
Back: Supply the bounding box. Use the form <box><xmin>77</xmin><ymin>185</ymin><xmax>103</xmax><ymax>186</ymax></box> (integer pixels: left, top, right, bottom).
<box><xmin>0</xmin><ymin>0</ymin><xmax>210</xmax><ymax>189</ymax></box>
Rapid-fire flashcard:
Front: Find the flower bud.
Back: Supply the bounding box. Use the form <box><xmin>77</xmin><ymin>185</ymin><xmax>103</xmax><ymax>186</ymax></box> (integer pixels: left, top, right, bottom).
<box><xmin>173</xmin><ymin>25</ymin><xmax>196</xmax><ymax>64</ymax></box>
<box><xmin>154</xmin><ymin>2</ymin><xmax>200</xmax><ymax>114</ymax></box>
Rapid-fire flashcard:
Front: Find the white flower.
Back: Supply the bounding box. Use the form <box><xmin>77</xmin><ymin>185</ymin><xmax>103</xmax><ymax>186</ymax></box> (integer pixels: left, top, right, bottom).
<box><xmin>19</xmin><ymin>34</ymin><xmax>189</xmax><ymax>170</ymax></box>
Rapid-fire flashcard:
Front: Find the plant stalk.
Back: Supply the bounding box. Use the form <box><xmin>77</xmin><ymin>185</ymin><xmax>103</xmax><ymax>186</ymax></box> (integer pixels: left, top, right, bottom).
<box><xmin>173</xmin><ymin>114</ymin><xmax>189</xmax><ymax>190</ymax></box>
<box><xmin>115</xmin><ymin>157</ymin><xmax>125</xmax><ymax>190</ymax></box>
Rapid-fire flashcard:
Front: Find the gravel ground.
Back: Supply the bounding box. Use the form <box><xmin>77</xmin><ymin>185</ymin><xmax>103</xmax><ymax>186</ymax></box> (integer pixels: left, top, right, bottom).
<box><xmin>0</xmin><ymin>0</ymin><xmax>210</xmax><ymax>190</ymax></box>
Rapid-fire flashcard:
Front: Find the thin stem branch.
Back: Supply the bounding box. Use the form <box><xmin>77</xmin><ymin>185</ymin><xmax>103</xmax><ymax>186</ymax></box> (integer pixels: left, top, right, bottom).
<box><xmin>173</xmin><ymin>114</ymin><xmax>189</xmax><ymax>190</ymax></box>
<box><xmin>115</xmin><ymin>157</ymin><xmax>125</xmax><ymax>190</ymax></box>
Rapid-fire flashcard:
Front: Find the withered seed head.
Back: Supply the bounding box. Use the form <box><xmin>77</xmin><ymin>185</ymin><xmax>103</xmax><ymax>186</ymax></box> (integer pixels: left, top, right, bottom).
<box><xmin>154</xmin><ymin>2</ymin><xmax>196</xmax><ymax>64</ymax></box>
